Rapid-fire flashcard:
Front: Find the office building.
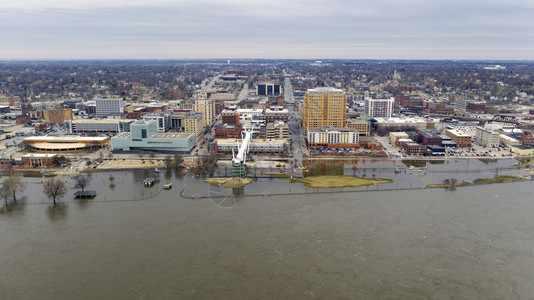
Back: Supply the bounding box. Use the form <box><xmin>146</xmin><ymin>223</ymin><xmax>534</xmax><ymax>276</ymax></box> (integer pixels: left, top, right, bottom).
<box><xmin>346</xmin><ymin>118</ymin><xmax>370</xmax><ymax>135</ymax></box>
<box><xmin>475</xmin><ymin>128</ymin><xmax>500</xmax><ymax>148</ymax></box>
<box><xmin>184</xmin><ymin>113</ymin><xmax>205</xmax><ymax>144</ymax></box>
<box><xmin>266</xmin><ymin>121</ymin><xmax>290</xmax><ymax>139</ymax></box>
<box><xmin>221</xmin><ymin>110</ymin><xmax>240</xmax><ymax>125</ymax></box>
<box><xmin>307</xmin><ymin>127</ymin><xmax>359</xmax><ymax>149</ymax></box>
<box><xmin>265</xmin><ymin>106</ymin><xmax>289</xmax><ymax>124</ymax></box>
<box><xmin>0</xmin><ymin>95</ymin><xmax>20</xmax><ymax>106</ymax></box>
<box><xmin>444</xmin><ymin>129</ymin><xmax>472</xmax><ymax>148</ymax></box>
<box><xmin>44</xmin><ymin>106</ymin><xmax>73</xmax><ymax>124</ymax></box>
<box><xmin>214</xmin><ymin>139</ymin><xmax>287</xmax><ymax>155</ymax></box>
<box><xmin>365</xmin><ymin>96</ymin><xmax>394</xmax><ymax>119</ymax></box>
<box><xmin>95</xmin><ymin>97</ymin><xmax>123</xmax><ymax>116</ymax></box>
<box><xmin>193</xmin><ymin>84</ymin><xmax>215</xmax><ymax>127</ymax></box>
<box><xmin>65</xmin><ymin>119</ymin><xmax>134</xmax><ymax>134</ymax></box>
<box><xmin>111</xmin><ymin>120</ymin><xmax>195</xmax><ymax>153</ymax></box>
<box><xmin>257</xmin><ymin>83</ymin><xmax>281</xmax><ymax>96</ymax></box>
<box><xmin>142</xmin><ymin>113</ymin><xmax>171</xmax><ymax>132</ymax></box>
<box><xmin>302</xmin><ymin>87</ymin><xmax>346</xmax><ymax>129</ymax></box>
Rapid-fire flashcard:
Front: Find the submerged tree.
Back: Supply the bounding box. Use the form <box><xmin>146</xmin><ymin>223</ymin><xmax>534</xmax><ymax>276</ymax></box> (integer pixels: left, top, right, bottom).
<box><xmin>108</xmin><ymin>174</ymin><xmax>115</xmax><ymax>188</ymax></box>
<box><xmin>164</xmin><ymin>155</ymin><xmax>173</xmax><ymax>169</ymax></box>
<box><xmin>1</xmin><ymin>175</ymin><xmax>26</xmax><ymax>203</ymax></box>
<box><xmin>72</xmin><ymin>173</ymin><xmax>92</xmax><ymax>191</ymax></box>
<box><xmin>0</xmin><ymin>184</ymin><xmax>11</xmax><ymax>205</ymax></box>
<box><xmin>43</xmin><ymin>178</ymin><xmax>67</xmax><ymax>205</ymax></box>
<box><xmin>173</xmin><ymin>153</ymin><xmax>183</xmax><ymax>169</ymax></box>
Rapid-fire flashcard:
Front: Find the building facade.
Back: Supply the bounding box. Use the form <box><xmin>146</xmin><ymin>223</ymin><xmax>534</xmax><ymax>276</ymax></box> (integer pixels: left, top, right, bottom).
<box><xmin>346</xmin><ymin>118</ymin><xmax>370</xmax><ymax>135</ymax></box>
<box><xmin>44</xmin><ymin>106</ymin><xmax>73</xmax><ymax>124</ymax></box>
<box><xmin>302</xmin><ymin>87</ymin><xmax>346</xmax><ymax>129</ymax></box>
<box><xmin>266</xmin><ymin>122</ymin><xmax>290</xmax><ymax>139</ymax></box>
<box><xmin>365</xmin><ymin>97</ymin><xmax>394</xmax><ymax>119</ymax></box>
<box><xmin>143</xmin><ymin>113</ymin><xmax>171</xmax><ymax>133</ymax></box>
<box><xmin>21</xmin><ymin>153</ymin><xmax>57</xmax><ymax>167</ymax></box>
<box><xmin>193</xmin><ymin>84</ymin><xmax>215</xmax><ymax>127</ymax></box>
<box><xmin>95</xmin><ymin>97</ymin><xmax>123</xmax><ymax>116</ymax></box>
<box><xmin>66</xmin><ymin>119</ymin><xmax>134</xmax><ymax>134</ymax></box>
<box><xmin>111</xmin><ymin>120</ymin><xmax>195</xmax><ymax>153</ymax></box>
<box><xmin>257</xmin><ymin>83</ymin><xmax>281</xmax><ymax>96</ymax></box>
<box><xmin>22</xmin><ymin>136</ymin><xmax>109</xmax><ymax>153</ymax></box>
<box><xmin>475</xmin><ymin>127</ymin><xmax>500</xmax><ymax>148</ymax></box>
<box><xmin>444</xmin><ymin>129</ymin><xmax>472</xmax><ymax>148</ymax></box>
<box><xmin>307</xmin><ymin>127</ymin><xmax>359</xmax><ymax>149</ymax></box>
<box><xmin>184</xmin><ymin>113</ymin><xmax>204</xmax><ymax>144</ymax></box>
<box><xmin>215</xmin><ymin>124</ymin><xmax>242</xmax><ymax>139</ymax></box>
<box><xmin>221</xmin><ymin>110</ymin><xmax>240</xmax><ymax>125</ymax></box>
<box><xmin>265</xmin><ymin>107</ymin><xmax>289</xmax><ymax>124</ymax></box>
<box><xmin>214</xmin><ymin>139</ymin><xmax>288</xmax><ymax>155</ymax></box>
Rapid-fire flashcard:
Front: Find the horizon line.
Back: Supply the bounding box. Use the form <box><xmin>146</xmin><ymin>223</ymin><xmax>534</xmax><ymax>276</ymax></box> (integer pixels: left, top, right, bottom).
<box><xmin>1</xmin><ymin>58</ymin><xmax>534</xmax><ymax>63</ymax></box>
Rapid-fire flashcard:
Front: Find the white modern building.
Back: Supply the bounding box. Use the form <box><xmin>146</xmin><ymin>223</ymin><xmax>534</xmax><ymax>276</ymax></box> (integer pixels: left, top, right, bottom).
<box><xmin>475</xmin><ymin>127</ymin><xmax>500</xmax><ymax>148</ymax></box>
<box><xmin>237</xmin><ymin>108</ymin><xmax>264</xmax><ymax>120</ymax></box>
<box><xmin>142</xmin><ymin>113</ymin><xmax>171</xmax><ymax>133</ymax></box>
<box><xmin>111</xmin><ymin>120</ymin><xmax>195</xmax><ymax>153</ymax></box>
<box><xmin>365</xmin><ymin>97</ymin><xmax>394</xmax><ymax>118</ymax></box>
<box><xmin>95</xmin><ymin>97</ymin><xmax>123</xmax><ymax>116</ymax></box>
<box><xmin>307</xmin><ymin>127</ymin><xmax>359</xmax><ymax>149</ymax></box>
<box><xmin>65</xmin><ymin>119</ymin><xmax>134</xmax><ymax>134</ymax></box>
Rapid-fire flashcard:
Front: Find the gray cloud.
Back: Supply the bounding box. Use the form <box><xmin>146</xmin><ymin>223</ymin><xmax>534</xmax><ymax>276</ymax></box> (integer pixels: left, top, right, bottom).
<box><xmin>1</xmin><ymin>0</ymin><xmax>533</xmax><ymax>59</ymax></box>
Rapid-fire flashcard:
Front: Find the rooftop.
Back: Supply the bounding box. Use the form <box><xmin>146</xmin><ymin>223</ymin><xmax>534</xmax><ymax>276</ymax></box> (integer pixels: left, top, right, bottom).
<box><xmin>307</xmin><ymin>87</ymin><xmax>343</xmax><ymax>93</ymax></box>
<box><xmin>152</xmin><ymin>132</ymin><xmax>193</xmax><ymax>139</ymax></box>
<box><xmin>308</xmin><ymin>127</ymin><xmax>358</xmax><ymax>133</ymax></box>
<box><xmin>23</xmin><ymin>135</ymin><xmax>109</xmax><ymax>142</ymax></box>
<box><xmin>21</xmin><ymin>153</ymin><xmax>57</xmax><ymax>158</ymax></box>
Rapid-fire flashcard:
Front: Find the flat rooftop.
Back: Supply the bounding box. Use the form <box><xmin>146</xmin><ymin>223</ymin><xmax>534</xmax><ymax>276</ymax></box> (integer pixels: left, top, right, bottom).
<box><xmin>152</xmin><ymin>132</ymin><xmax>193</xmax><ymax>139</ymax></box>
<box><xmin>21</xmin><ymin>153</ymin><xmax>57</xmax><ymax>158</ymax></box>
<box><xmin>23</xmin><ymin>136</ymin><xmax>109</xmax><ymax>142</ymax></box>
<box><xmin>307</xmin><ymin>127</ymin><xmax>358</xmax><ymax>133</ymax></box>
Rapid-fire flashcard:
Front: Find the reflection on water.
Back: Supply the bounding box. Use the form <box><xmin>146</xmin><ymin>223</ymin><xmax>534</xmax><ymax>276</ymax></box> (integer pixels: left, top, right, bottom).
<box><xmin>0</xmin><ymin>199</ymin><xmax>26</xmax><ymax>214</ymax></box>
<box><xmin>1</xmin><ymin>160</ymin><xmax>534</xmax><ymax>299</ymax></box>
<box><xmin>306</xmin><ymin>160</ymin><xmax>345</xmax><ymax>176</ymax></box>
<box><xmin>402</xmin><ymin>159</ymin><xmax>445</xmax><ymax>167</ymax></box>
<box><xmin>46</xmin><ymin>203</ymin><xmax>68</xmax><ymax>221</ymax></box>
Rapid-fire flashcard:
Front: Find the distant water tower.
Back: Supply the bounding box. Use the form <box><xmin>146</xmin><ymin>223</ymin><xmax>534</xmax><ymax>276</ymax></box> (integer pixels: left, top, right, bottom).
<box><xmin>227</xmin><ymin>59</ymin><xmax>231</xmax><ymax>65</ymax></box>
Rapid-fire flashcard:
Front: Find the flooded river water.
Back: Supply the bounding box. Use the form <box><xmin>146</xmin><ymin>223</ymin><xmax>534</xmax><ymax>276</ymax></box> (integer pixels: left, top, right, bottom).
<box><xmin>1</xmin><ymin>159</ymin><xmax>534</xmax><ymax>299</ymax></box>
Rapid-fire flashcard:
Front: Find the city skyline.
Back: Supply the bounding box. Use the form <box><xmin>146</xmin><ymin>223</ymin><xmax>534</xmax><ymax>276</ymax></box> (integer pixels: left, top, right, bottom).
<box><xmin>1</xmin><ymin>0</ymin><xmax>534</xmax><ymax>60</ymax></box>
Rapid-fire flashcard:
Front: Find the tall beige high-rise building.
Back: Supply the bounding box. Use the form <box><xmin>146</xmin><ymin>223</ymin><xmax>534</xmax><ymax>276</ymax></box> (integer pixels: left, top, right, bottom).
<box><xmin>301</xmin><ymin>87</ymin><xmax>346</xmax><ymax>129</ymax></box>
<box><xmin>194</xmin><ymin>83</ymin><xmax>215</xmax><ymax>128</ymax></box>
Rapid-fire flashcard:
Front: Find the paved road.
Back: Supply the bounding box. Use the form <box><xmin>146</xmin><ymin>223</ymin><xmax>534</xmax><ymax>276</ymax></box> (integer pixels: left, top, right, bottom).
<box><xmin>206</xmin><ymin>74</ymin><xmax>220</xmax><ymax>89</ymax></box>
<box><xmin>283</xmin><ymin>71</ymin><xmax>294</xmax><ymax>104</ymax></box>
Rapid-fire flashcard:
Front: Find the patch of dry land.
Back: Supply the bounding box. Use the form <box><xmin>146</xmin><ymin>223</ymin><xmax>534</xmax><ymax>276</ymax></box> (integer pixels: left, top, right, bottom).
<box><xmin>287</xmin><ymin>175</ymin><xmax>392</xmax><ymax>188</ymax></box>
<box><xmin>204</xmin><ymin>177</ymin><xmax>254</xmax><ymax>188</ymax></box>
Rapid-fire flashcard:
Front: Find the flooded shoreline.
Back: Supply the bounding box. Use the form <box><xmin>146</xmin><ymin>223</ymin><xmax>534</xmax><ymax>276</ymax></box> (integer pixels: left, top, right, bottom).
<box><xmin>2</xmin><ymin>158</ymin><xmax>534</xmax><ymax>299</ymax></box>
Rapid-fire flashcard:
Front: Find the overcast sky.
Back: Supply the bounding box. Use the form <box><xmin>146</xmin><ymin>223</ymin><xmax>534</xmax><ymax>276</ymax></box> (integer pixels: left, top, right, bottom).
<box><xmin>1</xmin><ymin>0</ymin><xmax>533</xmax><ymax>60</ymax></box>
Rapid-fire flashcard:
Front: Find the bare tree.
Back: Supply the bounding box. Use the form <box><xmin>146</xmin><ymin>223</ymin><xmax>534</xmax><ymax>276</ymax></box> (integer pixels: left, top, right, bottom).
<box><xmin>0</xmin><ymin>185</ymin><xmax>11</xmax><ymax>205</ymax></box>
<box><xmin>1</xmin><ymin>175</ymin><xmax>26</xmax><ymax>202</ymax></box>
<box><xmin>72</xmin><ymin>173</ymin><xmax>92</xmax><ymax>191</ymax></box>
<box><xmin>173</xmin><ymin>153</ymin><xmax>183</xmax><ymax>169</ymax></box>
<box><xmin>148</xmin><ymin>152</ymin><xmax>156</xmax><ymax>164</ymax></box>
<box><xmin>43</xmin><ymin>178</ymin><xmax>67</xmax><ymax>205</ymax></box>
<box><xmin>164</xmin><ymin>155</ymin><xmax>172</xmax><ymax>169</ymax></box>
